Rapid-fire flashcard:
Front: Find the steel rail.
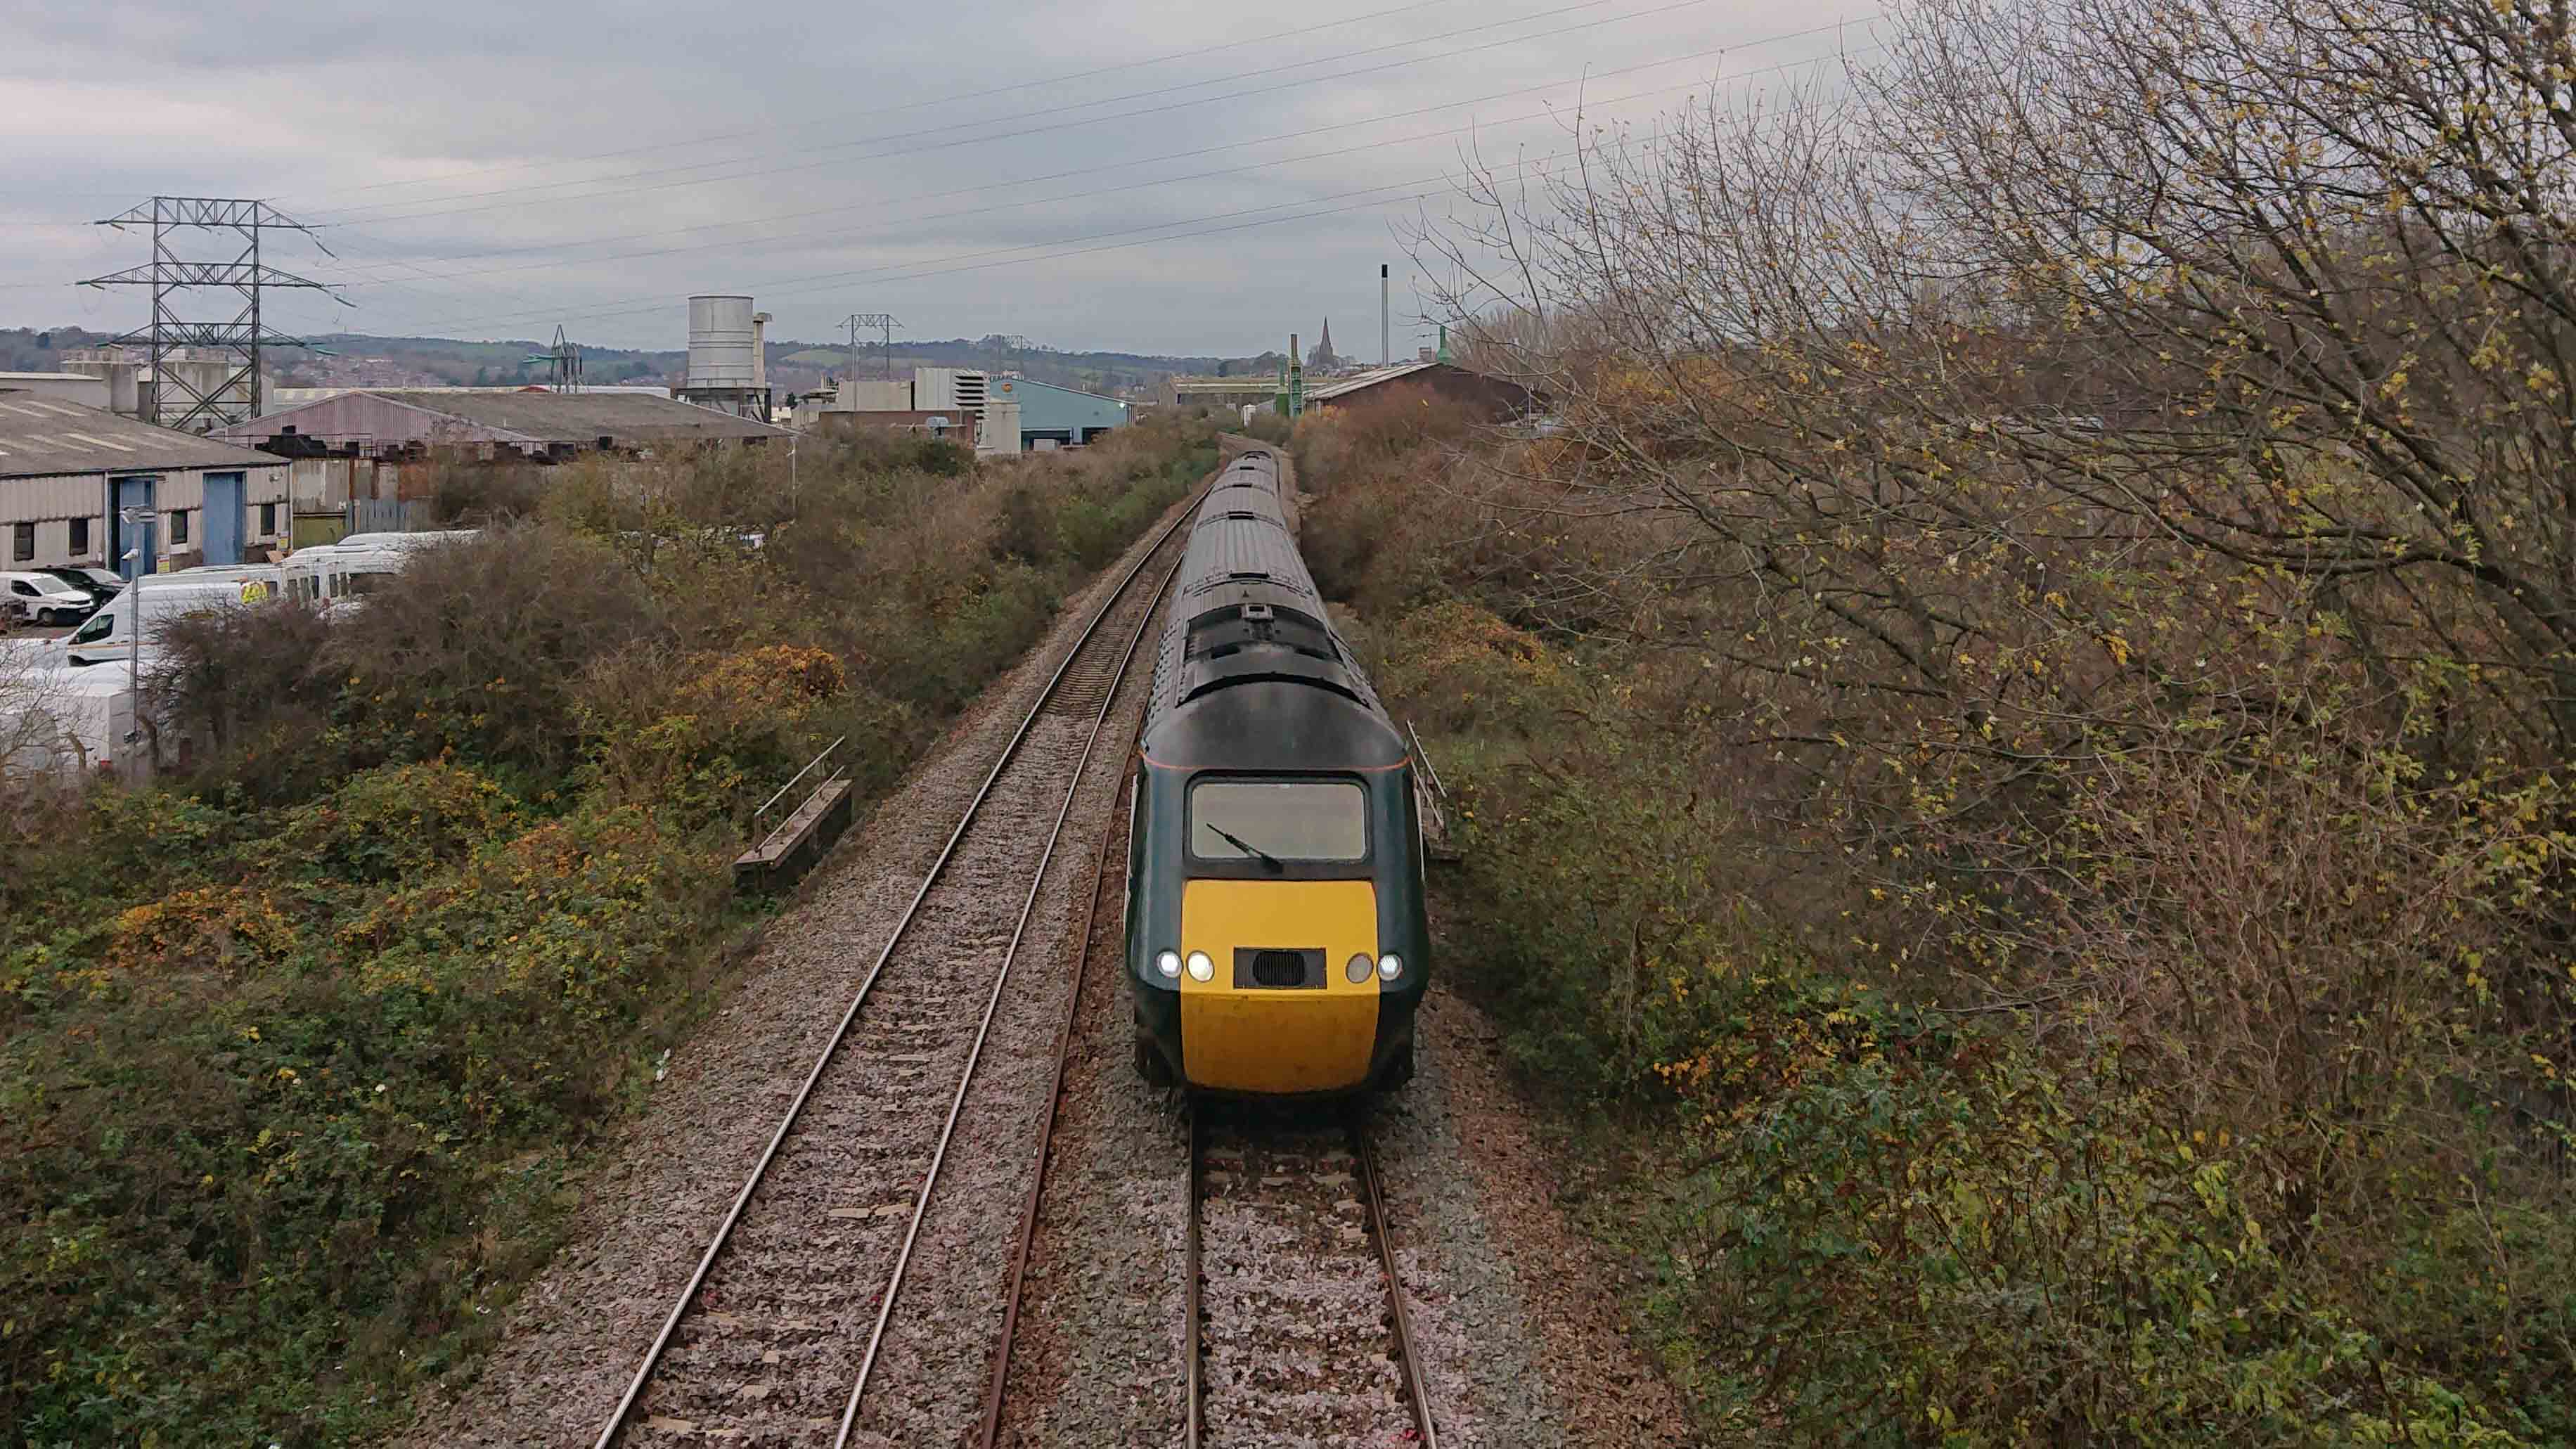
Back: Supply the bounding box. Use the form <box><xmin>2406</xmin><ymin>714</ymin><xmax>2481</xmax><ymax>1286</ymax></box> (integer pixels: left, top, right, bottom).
<box><xmin>1185</xmin><ymin>1104</ymin><xmax>1208</xmax><ymax>1448</ymax></box>
<box><xmin>972</xmin><ymin>631</ymin><xmax>1150</xmax><ymax>1447</ymax></box>
<box><xmin>591</xmin><ymin>480</ymin><xmax>1206</xmax><ymax>1449</ymax></box>
<box><xmin>834</xmin><ymin>538</ymin><xmax>1186</xmax><ymax>1446</ymax></box>
<box><xmin>1352</xmin><ymin>1110</ymin><xmax>1441</xmax><ymax>1449</ymax></box>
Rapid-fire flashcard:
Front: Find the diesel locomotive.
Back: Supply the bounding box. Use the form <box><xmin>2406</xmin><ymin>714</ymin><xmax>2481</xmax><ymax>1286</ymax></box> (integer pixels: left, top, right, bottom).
<box><xmin>1123</xmin><ymin>449</ymin><xmax>1429</xmax><ymax>1095</ymax></box>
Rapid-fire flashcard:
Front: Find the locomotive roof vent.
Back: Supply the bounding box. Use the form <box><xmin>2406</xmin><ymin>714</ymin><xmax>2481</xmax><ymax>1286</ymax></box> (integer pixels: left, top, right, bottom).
<box><xmin>1242</xmin><ymin>603</ymin><xmax>1275</xmax><ymax>622</ymax></box>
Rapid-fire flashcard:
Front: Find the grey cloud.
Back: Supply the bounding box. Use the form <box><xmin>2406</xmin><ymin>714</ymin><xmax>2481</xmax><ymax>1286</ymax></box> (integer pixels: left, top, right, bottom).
<box><xmin>3</xmin><ymin>0</ymin><xmax>1855</xmax><ymax>354</ymax></box>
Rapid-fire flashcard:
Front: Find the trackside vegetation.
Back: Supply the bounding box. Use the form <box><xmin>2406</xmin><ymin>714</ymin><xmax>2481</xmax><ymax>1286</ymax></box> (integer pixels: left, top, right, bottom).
<box><xmin>1300</xmin><ymin>0</ymin><xmax>2576</xmax><ymax>1406</ymax></box>
<box><xmin>0</xmin><ymin>418</ymin><xmax>1216</xmax><ymax>1445</ymax></box>
<box><xmin>1398</xmin><ymin>0</ymin><xmax>2576</xmax><ymax>1431</ymax></box>
<box><xmin>1310</xmin><ymin>394</ymin><xmax>2571</xmax><ymax>1446</ymax></box>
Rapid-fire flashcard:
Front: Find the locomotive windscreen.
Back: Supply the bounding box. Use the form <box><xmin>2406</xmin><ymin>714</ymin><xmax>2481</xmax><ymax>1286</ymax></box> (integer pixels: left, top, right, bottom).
<box><xmin>1188</xmin><ymin>779</ymin><xmax>1367</xmax><ymax>863</ymax></box>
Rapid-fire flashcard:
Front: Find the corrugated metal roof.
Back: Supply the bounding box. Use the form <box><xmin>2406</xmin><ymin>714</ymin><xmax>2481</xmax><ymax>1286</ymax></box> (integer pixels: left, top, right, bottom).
<box><xmin>269</xmin><ymin>384</ymin><xmax>675</xmax><ymax>406</ymax></box>
<box><xmin>1301</xmin><ymin>362</ymin><xmax>1437</xmax><ymax>402</ymax></box>
<box><xmin>227</xmin><ymin>389</ymin><xmax>790</xmax><ymax>446</ymax></box>
<box><xmin>0</xmin><ymin>395</ymin><xmax>287</xmax><ymax>479</ymax></box>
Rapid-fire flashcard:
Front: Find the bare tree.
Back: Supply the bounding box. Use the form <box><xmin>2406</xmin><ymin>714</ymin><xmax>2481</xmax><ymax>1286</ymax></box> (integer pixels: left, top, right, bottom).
<box><xmin>1408</xmin><ymin>0</ymin><xmax>2576</xmax><ymax>1198</ymax></box>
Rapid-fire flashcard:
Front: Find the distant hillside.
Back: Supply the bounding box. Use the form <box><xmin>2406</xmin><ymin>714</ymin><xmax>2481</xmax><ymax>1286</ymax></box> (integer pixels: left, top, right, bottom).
<box><xmin>1</xmin><ymin>326</ymin><xmax>1284</xmax><ymax>401</ymax></box>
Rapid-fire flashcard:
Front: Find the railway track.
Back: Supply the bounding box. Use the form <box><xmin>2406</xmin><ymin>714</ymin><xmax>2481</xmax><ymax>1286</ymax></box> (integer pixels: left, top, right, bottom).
<box><xmin>976</xmin><ymin>436</ymin><xmax>1438</xmax><ymax>1448</ymax></box>
<box><xmin>1182</xmin><ymin>1105</ymin><xmax>1440</xmax><ymax>1449</ymax></box>
<box><xmin>592</xmin><ymin>479</ymin><xmax>1199</xmax><ymax>1449</ymax></box>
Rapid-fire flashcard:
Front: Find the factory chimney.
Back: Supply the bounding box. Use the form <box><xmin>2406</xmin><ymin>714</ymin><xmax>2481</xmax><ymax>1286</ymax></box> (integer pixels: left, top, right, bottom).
<box><xmin>1382</xmin><ymin>264</ymin><xmax>1390</xmax><ymax>367</ymax></box>
<box><xmin>752</xmin><ymin>311</ymin><xmax>771</xmax><ymax>391</ymax></box>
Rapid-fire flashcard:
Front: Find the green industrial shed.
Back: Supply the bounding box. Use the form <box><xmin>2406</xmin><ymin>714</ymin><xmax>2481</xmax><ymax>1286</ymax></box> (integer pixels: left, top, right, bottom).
<box><xmin>991</xmin><ymin>375</ymin><xmax>1129</xmax><ymax>449</ymax></box>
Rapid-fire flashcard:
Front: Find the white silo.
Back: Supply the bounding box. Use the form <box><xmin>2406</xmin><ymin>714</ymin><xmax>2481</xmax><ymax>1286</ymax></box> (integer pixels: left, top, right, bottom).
<box><xmin>679</xmin><ymin>295</ymin><xmax>773</xmax><ymax>421</ymax></box>
<box><xmin>687</xmin><ymin>295</ymin><xmax>759</xmax><ymax>390</ymax></box>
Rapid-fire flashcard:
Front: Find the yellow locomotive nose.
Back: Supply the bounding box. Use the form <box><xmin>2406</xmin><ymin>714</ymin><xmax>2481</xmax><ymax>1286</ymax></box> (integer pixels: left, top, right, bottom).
<box><xmin>1177</xmin><ymin>878</ymin><xmax>1379</xmax><ymax>1094</ymax></box>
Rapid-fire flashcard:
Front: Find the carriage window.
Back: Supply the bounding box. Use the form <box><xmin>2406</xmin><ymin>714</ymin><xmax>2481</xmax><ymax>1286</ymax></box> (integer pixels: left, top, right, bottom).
<box><xmin>1190</xmin><ymin>780</ymin><xmax>1366</xmax><ymax>863</ymax></box>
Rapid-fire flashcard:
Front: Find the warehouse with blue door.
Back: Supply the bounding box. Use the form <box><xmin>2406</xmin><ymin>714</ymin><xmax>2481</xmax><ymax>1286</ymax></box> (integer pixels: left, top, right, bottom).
<box><xmin>991</xmin><ymin>375</ymin><xmax>1130</xmax><ymax>449</ymax></box>
<box><xmin>0</xmin><ymin>391</ymin><xmax>291</xmax><ymax>576</ymax></box>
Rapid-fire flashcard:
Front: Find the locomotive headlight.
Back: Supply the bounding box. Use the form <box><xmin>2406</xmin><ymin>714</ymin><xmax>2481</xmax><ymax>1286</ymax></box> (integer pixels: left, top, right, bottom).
<box><xmin>1377</xmin><ymin>953</ymin><xmax>1403</xmax><ymax>981</ymax></box>
<box><xmin>1346</xmin><ymin>953</ymin><xmax>1372</xmax><ymax>984</ymax></box>
<box><xmin>1155</xmin><ymin>950</ymin><xmax>1182</xmax><ymax>979</ymax></box>
<box><xmin>1185</xmin><ymin>951</ymin><xmax>1215</xmax><ymax>982</ymax></box>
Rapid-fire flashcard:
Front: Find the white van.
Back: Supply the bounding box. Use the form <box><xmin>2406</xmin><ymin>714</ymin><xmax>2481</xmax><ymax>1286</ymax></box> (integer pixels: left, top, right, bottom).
<box><xmin>2</xmin><ymin>572</ymin><xmax>98</xmax><ymax>627</ymax></box>
<box><xmin>58</xmin><ymin>567</ymin><xmax>285</xmax><ymax>666</ymax></box>
<box><xmin>283</xmin><ymin>546</ymin><xmax>410</xmax><ymax>610</ymax></box>
<box><xmin>0</xmin><ymin>663</ymin><xmax>129</xmax><ymax>778</ymax></box>
<box><xmin>322</xmin><ymin>529</ymin><xmax>482</xmax><ymax>555</ymax></box>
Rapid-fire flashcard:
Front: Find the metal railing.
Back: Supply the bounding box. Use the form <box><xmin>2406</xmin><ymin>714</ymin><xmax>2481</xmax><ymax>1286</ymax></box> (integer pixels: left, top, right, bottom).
<box><xmin>749</xmin><ymin>735</ymin><xmax>847</xmax><ymax>842</ymax></box>
<box><xmin>1406</xmin><ymin>720</ymin><xmax>1449</xmax><ymax>805</ymax></box>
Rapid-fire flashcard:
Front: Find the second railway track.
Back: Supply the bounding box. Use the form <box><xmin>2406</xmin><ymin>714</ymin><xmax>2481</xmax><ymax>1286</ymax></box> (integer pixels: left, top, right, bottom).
<box><xmin>593</xmin><ymin>477</ymin><xmax>1199</xmax><ymax>1448</ymax></box>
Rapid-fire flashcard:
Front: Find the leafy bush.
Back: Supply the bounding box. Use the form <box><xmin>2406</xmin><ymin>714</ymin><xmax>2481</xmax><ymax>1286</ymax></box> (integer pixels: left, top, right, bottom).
<box><xmin>0</xmin><ymin>790</ymin><xmax>724</xmax><ymax>1445</ymax></box>
<box><xmin>1648</xmin><ymin>988</ymin><xmax>2532</xmax><ymax>1445</ymax></box>
<box><xmin>423</xmin><ymin>456</ymin><xmax>548</xmax><ymax>524</ymax></box>
<box><xmin>0</xmin><ymin>414</ymin><xmax>1222</xmax><ymax>1443</ymax></box>
<box><xmin>327</xmin><ymin>527</ymin><xmax>663</xmax><ymax>784</ymax></box>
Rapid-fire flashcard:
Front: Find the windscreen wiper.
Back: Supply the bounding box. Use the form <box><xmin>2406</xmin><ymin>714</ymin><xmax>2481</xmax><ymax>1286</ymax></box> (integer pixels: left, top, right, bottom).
<box><xmin>1205</xmin><ymin>823</ymin><xmax>1287</xmax><ymax>874</ymax></box>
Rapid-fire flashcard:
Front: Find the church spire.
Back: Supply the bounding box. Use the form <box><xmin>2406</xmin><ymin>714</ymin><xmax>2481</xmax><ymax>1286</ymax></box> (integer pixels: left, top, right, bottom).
<box><xmin>1308</xmin><ymin>318</ymin><xmax>1338</xmax><ymax>371</ymax></box>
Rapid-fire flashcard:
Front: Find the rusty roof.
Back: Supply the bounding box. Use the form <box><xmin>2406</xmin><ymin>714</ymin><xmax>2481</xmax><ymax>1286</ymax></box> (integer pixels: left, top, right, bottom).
<box><xmin>226</xmin><ymin>388</ymin><xmax>790</xmax><ymax>446</ymax></box>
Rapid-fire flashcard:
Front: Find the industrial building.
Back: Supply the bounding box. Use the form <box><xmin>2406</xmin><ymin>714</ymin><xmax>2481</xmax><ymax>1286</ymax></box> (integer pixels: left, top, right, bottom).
<box><xmin>991</xmin><ymin>375</ymin><xmax>1131</xmax><ymax>449</ymax></box>
<box><xmin>1159</xmin><ymin>374</ymin><xmax>1283</xmax><ymax>411</ymax></box>
<box><xmin>214</xmin><ymin>389</ymin><xmax>791</xmax><ymax>460</ymax></box>
<box><xmin>1300</xmin><ymin>361</ymin><xmax>1535</xmax><ymax>419</ymax></box>
<box><xmin>204</xmin><ymin>389</ymin><xmax>790</xmax><ymax>527</ymax></box>
<box><xmin>804</xmin><ymin>366</ymin><xmax>1025</xmax><ymax>456</ymax></box>
<box><xmin>0</xmin><ymin>393</ymin><xmax>290</xmax><ymax>574</ymax></box>
<box><xmin>807</xmin><ymin>411</ymin><xmax>980</xmax><ymax>444</ymax></box>
<box><xmin>0</xmin><ymin>373</ymin><xmax>112</xmax><ymax>411</ymax></box>
<box><xmin>266</xmin><ymin>384</ymin><xmax>674</xmax><ymax>408</ymax></box>
<box><xmin>58</xmin><ymin>345</ymin><xmax>259</xmax><ymax>423</ymax></box>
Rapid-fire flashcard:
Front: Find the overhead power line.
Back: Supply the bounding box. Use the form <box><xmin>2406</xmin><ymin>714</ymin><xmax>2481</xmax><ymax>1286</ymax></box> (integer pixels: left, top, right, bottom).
<box><xmin>287</xmin><ymin>0</ymin><xmax>1476</xmax><ymax>207</ymax></box>
<box><xmin>311</xmin><ymin>41</ymin><xmax>1865</xmax><ymax>299</ymax></box>
<box><xmin>305</xmin><ymin>31</ymin><xmax>1867</xmax><ymax>293</ymax></box>
<box><xmin>387</xmin><ymin>109</ymin><xmax>1815</xmax><ymax>338</ymax></box>
<box><xmin>307</xmin><ymin>0</ymin><xmax>1774</xmax><ymax>228</ymax></box>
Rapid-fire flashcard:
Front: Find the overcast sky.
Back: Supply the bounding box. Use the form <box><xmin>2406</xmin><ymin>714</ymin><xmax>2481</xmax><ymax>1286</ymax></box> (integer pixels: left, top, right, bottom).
<box><xmin>0</xmin><ymin>0</ymin><xmax>1867</xmax><ymax>358</ymax></box>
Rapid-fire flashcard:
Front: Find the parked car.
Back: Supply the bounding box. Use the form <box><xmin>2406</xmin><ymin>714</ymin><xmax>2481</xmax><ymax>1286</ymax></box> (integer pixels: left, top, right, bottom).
<box><xmin>1</xmin><ymin>572</ymin><xmax>99</xmax><ymax>627</ymax></box>
<box><xmin>37</xmin><ymin>565</ymin><xmax>124</xmax><ymax>604</ymax></box>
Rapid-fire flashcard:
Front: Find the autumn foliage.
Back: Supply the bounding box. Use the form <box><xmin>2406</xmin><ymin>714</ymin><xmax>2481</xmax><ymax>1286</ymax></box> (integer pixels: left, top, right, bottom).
<box><xmin>1306</xmin><ymin>0</ymin><xmax>2576</xmax><ymax>1434</ymax></box>
<box><xmin>0</xmin><ymin>416</ymin><xmax>1218</xmax><ymax>1442</ymax></box>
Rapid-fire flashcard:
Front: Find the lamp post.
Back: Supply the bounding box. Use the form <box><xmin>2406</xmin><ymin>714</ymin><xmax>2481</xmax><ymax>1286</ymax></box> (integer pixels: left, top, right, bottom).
<box><xmin>115</xmin><ymin>503</ymin><xmax>154</xmax><ymax>758</ymax></box>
